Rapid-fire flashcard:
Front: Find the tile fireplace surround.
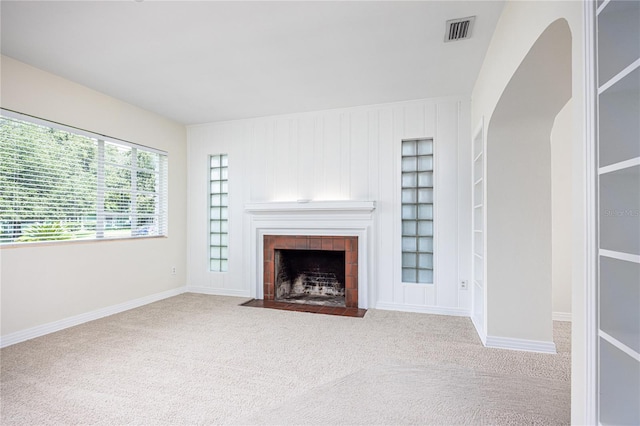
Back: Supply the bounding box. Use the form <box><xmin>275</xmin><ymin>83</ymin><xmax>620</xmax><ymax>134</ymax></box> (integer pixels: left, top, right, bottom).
<box><xmin>263</xmin><ymin>235</ymin><xmax>359</xmax><ymax>308</ymax></box>
<box><xmin>245</xmin><ymin>200</ymin><xmax>376</xmax><ymax>309</ymax></box>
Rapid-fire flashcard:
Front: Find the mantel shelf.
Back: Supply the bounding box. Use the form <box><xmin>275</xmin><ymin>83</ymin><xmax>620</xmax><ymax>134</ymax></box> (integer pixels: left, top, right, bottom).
<box><xmin>245</xmin><ymin>200</ymin><xmax>376</xmax><ymax>214</ymax></box>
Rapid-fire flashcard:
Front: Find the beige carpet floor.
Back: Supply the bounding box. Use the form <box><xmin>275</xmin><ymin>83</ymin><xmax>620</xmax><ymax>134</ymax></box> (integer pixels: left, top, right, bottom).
<box><xmin>1</xmin><ymin>294</ymin><xmax>571</xmax><ymax>425</ymax></box>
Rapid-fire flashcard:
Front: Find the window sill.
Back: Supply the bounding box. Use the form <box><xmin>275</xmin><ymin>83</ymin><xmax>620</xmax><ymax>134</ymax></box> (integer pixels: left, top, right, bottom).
<box><xmin>0</xmin><ymin>235</ymin><xmax>167</xmax><ymax>249</ymax></box>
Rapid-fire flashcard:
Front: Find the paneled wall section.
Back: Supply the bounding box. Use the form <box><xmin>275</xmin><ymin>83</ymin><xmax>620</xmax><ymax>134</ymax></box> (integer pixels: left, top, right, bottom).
<box><xmin>187</xmin><ymin>97</ymin><xmax>471</xmax><ymax>313</ymax></box>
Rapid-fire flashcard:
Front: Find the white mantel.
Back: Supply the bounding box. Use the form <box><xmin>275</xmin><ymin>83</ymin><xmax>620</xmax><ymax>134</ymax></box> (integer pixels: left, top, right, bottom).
<box><xmin>245</xmin><ymin>200</ymin><xmax>376</xmax><ymax>215</ymax></box>
<box><xmin>245</xmin><ymin>200</ymin><xmax>376</xmax><ymax>308</ymax></box>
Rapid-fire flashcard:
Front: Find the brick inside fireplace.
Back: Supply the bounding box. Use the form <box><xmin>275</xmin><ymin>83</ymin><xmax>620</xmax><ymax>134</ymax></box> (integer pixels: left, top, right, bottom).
<box><xmin>263</xmin><ymin>235</ymin><xmax>358</xmax><ymax>308</ymax></box>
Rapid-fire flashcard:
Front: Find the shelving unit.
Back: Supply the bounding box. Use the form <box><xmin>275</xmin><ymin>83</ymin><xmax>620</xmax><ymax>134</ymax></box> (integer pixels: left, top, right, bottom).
<box><xmin>595</xmin><ymin>0</ymin><xmax>640</xmax><ymax>423</ymax></box>
<box><xmin>471</xmin><ymin>122</ymin><xmax>486</xmax><ymax>339</ymax></box>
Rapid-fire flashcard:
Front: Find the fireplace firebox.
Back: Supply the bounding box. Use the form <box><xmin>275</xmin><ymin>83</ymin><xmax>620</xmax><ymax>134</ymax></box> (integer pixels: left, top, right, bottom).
<box><xmin>275</xmin><ymin>249</ymin><xmax>345</xmax><ymax>306</ymax></box>
<box><xmin>263</xmin><ymin>235</ymin><xmax>358</xmax><ymax>308</ymax></box>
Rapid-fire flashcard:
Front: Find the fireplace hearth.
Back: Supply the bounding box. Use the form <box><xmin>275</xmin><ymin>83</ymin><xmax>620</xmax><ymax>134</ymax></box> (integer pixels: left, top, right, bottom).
<box><xmin>263</xmin><ymin>235</ymin><xmax>358</xmax><ymax>308</ymax></box>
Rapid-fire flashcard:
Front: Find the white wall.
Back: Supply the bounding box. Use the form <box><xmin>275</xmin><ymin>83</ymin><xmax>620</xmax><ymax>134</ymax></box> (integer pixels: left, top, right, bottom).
<box><xmin>0</xmin><ymin>56</ymin><xmax>188</xmax><ymax>338</ymax></box>
<box><xmin>470</xmin><ymin>1</ymin><xmax>586</xmax><ymax>422</ymax></box>
<box><xmin>486</xmin><ymin>117</ymin><xmax>554</xmax><ymax>343</ymax></box>
<box><xmin>551</xmin><ymin>100</ymin><xmax>573</xmax><ymax>319</ymax></box>
<box><xmin>486</xmin><ymin>17</ymin><xmax>572</xmax><ymax>347</ymax></box>
<box><xmin>187</xmin><ymin>97</ymin><xmax>472</xmax><ymax>314</ymax></box>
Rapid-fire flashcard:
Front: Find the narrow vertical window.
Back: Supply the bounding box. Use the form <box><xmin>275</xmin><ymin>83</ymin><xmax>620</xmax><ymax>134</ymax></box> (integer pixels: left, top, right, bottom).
<box><xmin>401</xmin><ymin>138</ymin><xmax>434</xmax><ymax>283</ymax></box>
<box><xmin>210</xmin><ymin>154</ymin><xmax>228</xmax><ymax>272</ymax></box>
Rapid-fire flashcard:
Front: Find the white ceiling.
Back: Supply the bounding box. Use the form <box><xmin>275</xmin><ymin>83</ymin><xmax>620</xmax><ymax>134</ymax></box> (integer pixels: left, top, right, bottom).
<box><xmin>1</xmin><ymin>1</ymin><xmax>504</xmax><ymax>125</ymax></box>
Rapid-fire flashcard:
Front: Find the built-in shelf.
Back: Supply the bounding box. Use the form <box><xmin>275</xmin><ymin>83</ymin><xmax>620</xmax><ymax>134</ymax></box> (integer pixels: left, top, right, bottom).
<box><xmin>472</xmin><ymin>120</ymin><xmax>485</xmax><ymax>341</ymax></box>
<box><xmin>599</xmin><ymin>338</ymin><xmax>640</xmax><ymax>425</ymax></box>
<box><xmin>597</xmin><ymin>0</ymin><xmax>639</xmax><ymax>86</ymax></box>
<box><xmin>596</xmin><ymin>0</ymin><xmax>610</xmax><ymax>15</ymax></box>
<box><xmin>599</xmin><ymin>157</ymin><xmax>640</xmax><ymax>175</ymax></box>
<box><xmin>598</xmin><ymin>66</ymin><xmax>639</xmax><ymax>167</ymax></box>
<box><xmin>599</xmin><ymin>255</ymin><xmax>640</xmax><ymax>353</ymax></box>
<box><xmin>473</xmin><ymin>182</ymin><xmax>483</xmax><ymax>204</ymax></box>
<box><xmin>596</xmin><ymin>1</ymin><xmax>640</xmax><ymax>423</ymax></box>
<box><xmin>599</xmin><ymin>249</ymin><xmax>640</xmax><ymax>264</ymax></box>
<box><xmin>599</xmin><ymin>58</ymin><xmax>640</xmax><ymax>94</ymax></box>
<box><xmin>600</xmin><ymin>330</ymin><xmax>640</xmax><ymax>361</ymax></box>
<box><xmin>474</xmin><ymin>234</ymin><xmax>483</xmax><ymax>256</ymax></box>
<box><xmin>599</xmin><ymin>165</ymin><xmax>640</xmax><ymax>255</ymax></box>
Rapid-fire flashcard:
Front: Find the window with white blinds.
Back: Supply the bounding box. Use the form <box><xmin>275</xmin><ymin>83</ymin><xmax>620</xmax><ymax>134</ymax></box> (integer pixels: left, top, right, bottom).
<box><xmin>0</xmin><ymin>110</ymin><xmax>168</xmax><ymax>244</ymax></box>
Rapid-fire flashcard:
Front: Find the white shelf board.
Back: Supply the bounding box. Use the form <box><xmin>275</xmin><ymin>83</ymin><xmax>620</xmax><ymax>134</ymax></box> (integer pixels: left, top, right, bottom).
<box><xmin>600</xmin><ymin>249</ymin><xmax>640</xmax><ymax>264</ymax></box>
<box><xmin>473</xmin><ymin>152</ymin><xmax>483</xmax><ymax>163</ymax></box>
<box><xmin>599</xmin><ymin>330</ymin><xmax>640</xmax><ymax>362</ymax></box>
<box><xmin>473</xmin><ymin>204</ymin><xmax>483</xmax><ymax>209</ymax></box>
<box><xmin>597</xmin><ymin>0</ymin><xmax>611</xmax><ymax>15</ymax></box>
<box><xmin>599</xmin><ymin>58</ymin><xmax>640</xmax><ymax>94</ymax></box>
<box><xmin>474</xmin><ymin>178</ymin><xmax>483</xmax><ymax>186</ymax></box>
<box><xmin>474</xmin><ymin>253</ymin><xmax>483</xmax><ymax>259</ymax></box>
<box><xmin>599</xmin><ymin>156</ymin><xmax>640</xmax><ymax>175</ymax></box>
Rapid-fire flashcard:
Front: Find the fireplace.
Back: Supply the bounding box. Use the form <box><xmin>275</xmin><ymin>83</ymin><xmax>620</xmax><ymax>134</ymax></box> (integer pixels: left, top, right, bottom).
<box><xmin>264</xmin><ymin>235</ymin><xmax>358</xmax><ymax>308</ymax></box>
<box><xmin>246</xmin><ymin>200</ymin><xmax>375</xmax><ymax>309</ymax></box>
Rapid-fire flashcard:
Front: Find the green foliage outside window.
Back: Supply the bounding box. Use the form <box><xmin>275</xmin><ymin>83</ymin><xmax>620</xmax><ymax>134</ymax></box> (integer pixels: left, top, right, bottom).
<box><xmin>0</xmin><ymin>112</ymin><xmax>167</xmax><ymax>244</ymax></box>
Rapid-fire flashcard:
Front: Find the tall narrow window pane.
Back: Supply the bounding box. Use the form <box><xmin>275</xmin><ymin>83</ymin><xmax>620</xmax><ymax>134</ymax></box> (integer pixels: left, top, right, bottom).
<box><xmin>401</xmin><ymin>138</ymin><xmax>434</xmax><ymax>283</ymax></box>
<box><xmin>210</xmin><ymin>154</ymin><xmax>228</xmax><ymax>272</ymax></box>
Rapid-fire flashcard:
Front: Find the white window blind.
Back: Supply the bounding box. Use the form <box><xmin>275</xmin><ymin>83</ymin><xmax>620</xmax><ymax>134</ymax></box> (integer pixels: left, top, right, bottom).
<box><xmin>0</xmin><ymin>110</ymin><xmax>168</xmax><ymax>244</ymax></box>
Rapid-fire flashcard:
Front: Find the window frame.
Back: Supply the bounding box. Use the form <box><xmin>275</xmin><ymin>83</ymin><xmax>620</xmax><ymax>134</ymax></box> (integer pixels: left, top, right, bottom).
<box><xmin>0</xmin><ymin>108</ymin><xmax>168</xmax><ymax>247</ymax></box>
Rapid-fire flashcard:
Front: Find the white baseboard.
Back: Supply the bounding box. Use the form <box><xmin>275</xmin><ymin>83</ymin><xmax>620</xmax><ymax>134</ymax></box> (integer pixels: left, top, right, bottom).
<box><xmin>0</xmin><ymin>286</ymin><xmax>187</xmax><ymax>348</ymax></box>
<box><xmin>186</xmin><ymin>286</ymin><xmax>251</xmax><ymax>298</ymax></box>
<box><xmin>374</xmin><ymin>302</ymin><xmax>470</xmax><ymax>317</ymax></box>
<box><xmin>552</xmin><ymin>311</ymin><xmax>572</xmax><ymax>322</ymax></box>
<box><xmin>485</xmin><ymin>335</ymin><xmax>557</xmax><ymax>354</ymax></box>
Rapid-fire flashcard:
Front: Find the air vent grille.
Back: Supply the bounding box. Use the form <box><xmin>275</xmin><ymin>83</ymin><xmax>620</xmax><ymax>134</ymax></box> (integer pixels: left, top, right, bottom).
<box><xmin>445</xmin><ymin>16</ymin><xmax>476</xmax><ymax>42</ymax></box>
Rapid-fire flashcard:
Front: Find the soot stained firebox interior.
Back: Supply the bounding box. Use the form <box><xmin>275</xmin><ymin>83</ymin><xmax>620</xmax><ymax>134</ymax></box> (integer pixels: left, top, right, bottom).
<box><xmin>275</xmin><ymin>249</ymin><xmax>346</xmax><ymax>307</ymax></box>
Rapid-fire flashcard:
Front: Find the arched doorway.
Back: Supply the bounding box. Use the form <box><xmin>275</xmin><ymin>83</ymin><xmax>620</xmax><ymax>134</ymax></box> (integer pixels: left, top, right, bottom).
<box><xmin>484</xmin><ymin>19</ymin><xmax>572</xmax><ymax>349</ymax></box>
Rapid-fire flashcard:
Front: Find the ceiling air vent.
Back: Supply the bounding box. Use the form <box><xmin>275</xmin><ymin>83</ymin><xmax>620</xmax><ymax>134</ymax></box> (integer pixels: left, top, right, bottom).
<box><xmin>445</xmin><ymin>16</ymin><xmax>476</xmax><ymax>42</ymax></box>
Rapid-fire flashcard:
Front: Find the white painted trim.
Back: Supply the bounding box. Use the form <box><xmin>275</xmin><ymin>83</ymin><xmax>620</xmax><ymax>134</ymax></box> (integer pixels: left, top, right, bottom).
<box><xmin>553</xmin><ymin>311</ymin><xmax>572</xmax><ymax>322</ymax></box>
<box><xmin>245</xmin><ymin>200</ymin><xmax>376</xmax><ymax>214</ymax></box>
<box><xmin>471</xmin><ymin>313</ymin><xmax>487</xmax><ymax>345</ymax></box>
<box><xmin>0</xmin><ymin>287</ymin><xmax>187</xmax><ymax>348</ymax></box>
<box><xmin>584</xmin><ymin>0</ymin><xmax>599</xmax><ymax>423</ymax></box>
<box><xmin>186</xmin><ymin>286</ymin><xmax>251</xmax><ymax>298</ymax></box>
<box><xmin>375</xmin><ymin>302</ymin><xmax>469</xmax><ymax>317</ymax></box>
<box><xmin>485</xmin><ymin>335</ymin><xmax>557</xmax><ymax>354</ymax></box>
<box><xmin>246</xmin><ymin>205</ymin><xmax>375</xmax><ymax>309</ymax></box>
